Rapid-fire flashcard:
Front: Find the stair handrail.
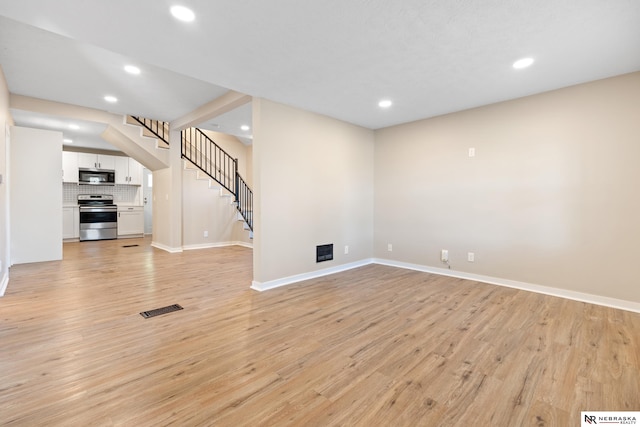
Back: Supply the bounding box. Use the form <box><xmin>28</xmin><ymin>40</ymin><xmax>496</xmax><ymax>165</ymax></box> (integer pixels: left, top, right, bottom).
<box><xmin>130</xmin><ymin>116</ymin><xmax>170</xmax><ymax>145</ymax></box>
<box><xmin>181</xmin><ymin>128</ymin><xmax>237</xmax><ymax>195</ymax></box>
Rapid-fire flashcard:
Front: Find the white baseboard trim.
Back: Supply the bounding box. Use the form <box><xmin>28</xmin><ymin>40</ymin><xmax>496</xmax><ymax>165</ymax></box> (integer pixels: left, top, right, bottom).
<box><xmin>0</xmin><ymin>270</ymin><xmax>8</xmax><ymax>297</ymax></box>
<box><xmin>152</xmin><ymin>240</ymin><xmax>252</xmax><ymax>253</ymax></box>
<box><xmin>150</xmin><ymin>241</ymin><xmax>183</xmax><ymax>253</ymax></box>
<box><xmin>249</xmin><ymin>256</ymin><xmax>639</xmax><ymax>313</ymax></box>
<box><xmin>183</xmin><ymin>242</ymin><xmax>235</xmax><ymax>251</ymax></box>
<box><xmin>373</xmin><ymin>258</ymin><xmax>640</xmax><ymax>314</ymax></box>
<box><xmin>251</xmin><ymin>259</ymin><xmax>374</xmax><ymax>292</ymax></box>
<box><xmin>183</xmin><ymin>241</ymin><xmax>253</xmax><ymax>251</ymax></box>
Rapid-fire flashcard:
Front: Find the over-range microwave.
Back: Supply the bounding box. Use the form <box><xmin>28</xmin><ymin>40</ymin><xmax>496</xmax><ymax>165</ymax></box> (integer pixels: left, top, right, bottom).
<box><xmin>78</xmin><ymin>168</ymin><xmax>116</xmax><ymax>186</ymax></box>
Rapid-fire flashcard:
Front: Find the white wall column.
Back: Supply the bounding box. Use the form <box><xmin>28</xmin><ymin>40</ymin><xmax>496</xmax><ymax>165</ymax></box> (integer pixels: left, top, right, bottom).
<box><xmin>151</xmin><ymin>129</ymin><xmax>183</xmax><ymax>252</ymax></box>
<box><xmin>168</xmin><ymin>129</ymin><xmax>183</xmax><ymax>249</ymax></box>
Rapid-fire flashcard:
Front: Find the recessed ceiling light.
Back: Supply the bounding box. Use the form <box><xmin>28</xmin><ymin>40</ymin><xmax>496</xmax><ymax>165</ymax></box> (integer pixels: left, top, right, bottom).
<box><xmin>124</xmin><ymin>65</ymin><xmax>141</xmax><ymax>75</ymax></box>
<box><xmin>378</xmin><ymin>99</ymin><xmax>393</xmax><ymax>108</ymax></box>
<box><xmin>171</xmin><ymin>5</ymin><xmax>195</xmax><ymax>22</ymax></box>
<box><xmin>241</xmin><ymin>125</ymin><xmax>250</xmax><ymax>131</ymax></box>
<box><xmin>69</xmin><ymin>124</ymin><xmax>80</xmax><ymax>130</ymax></box>
<box><xmin>104</xmin><ymin>95</ymin><xmax>118</xmax><ymax>103</ymax></box>
<box><xmin>63</xmin><ymin>138</ymin><xmax>73</xmax><ymax>143</ymax></box>
<box><xmin>513</xmin><ymin>57</ymin><xmax>534</xmax><ymax>69</ymax></box>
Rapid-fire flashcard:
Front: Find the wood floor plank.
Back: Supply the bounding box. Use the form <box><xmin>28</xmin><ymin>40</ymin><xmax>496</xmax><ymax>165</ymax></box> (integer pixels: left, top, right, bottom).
<box><xmin>1</xmin><ymin>237</ymin><xmax>639</xmax><ymax>426</ymax></box>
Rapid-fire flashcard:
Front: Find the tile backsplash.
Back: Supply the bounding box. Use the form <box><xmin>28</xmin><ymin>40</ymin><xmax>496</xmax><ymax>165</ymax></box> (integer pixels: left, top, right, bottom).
<box><xmin>64</xmin><ymin>183</ymin><xmax>142</xmax><ymax>205</ymax></box>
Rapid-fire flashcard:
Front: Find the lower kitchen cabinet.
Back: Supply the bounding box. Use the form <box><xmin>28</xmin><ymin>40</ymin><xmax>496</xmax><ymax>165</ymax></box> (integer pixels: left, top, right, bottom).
<box><xmin>62</xmin><ymin>207</ymin><xmax>79</xmax><ymax>240</ymax></box>
<box><xmin>118</xmin><ymin>206</ymin><xmax>144</xmax><ymax>237</ymax></box>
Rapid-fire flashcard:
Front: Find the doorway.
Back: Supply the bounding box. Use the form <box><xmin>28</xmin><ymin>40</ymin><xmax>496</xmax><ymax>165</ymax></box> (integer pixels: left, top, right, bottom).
<box><xmin>143</xmin><ymin>168</ymin><xmax>153</xmax><ymax>235</ymax></box>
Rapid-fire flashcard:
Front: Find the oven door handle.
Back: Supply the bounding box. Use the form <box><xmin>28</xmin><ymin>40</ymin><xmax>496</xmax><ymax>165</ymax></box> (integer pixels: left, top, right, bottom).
<box><xmin>79</xmin><ymin>207</ymin><xmax>117</xmax><ymax>213</ymax></box>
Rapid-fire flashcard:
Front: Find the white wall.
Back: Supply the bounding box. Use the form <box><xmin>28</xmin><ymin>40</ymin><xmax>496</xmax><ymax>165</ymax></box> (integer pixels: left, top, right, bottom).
<box><xmin>252</xmin><ymin>98</ymin><xmax>374</xmax><ymax>286</ymax></box>
<box><xmin>182</xmin><ymin>168</ymin><xmax>252</xmax><ymax>249</ymax></box>
<box><xmin>199</xmin><ymin>129</ymin><xmax>252</xmax><ymax>185</ymax></box>
<box><xmin>0</xmin><ymin>67</ymin><xmax>11</xmax><ymax>294</ymax></box>
<box><xmin>151</xmin><ymin>167</ymin><xmax>176</xmax><ymax>251</ymax></box>
<box><xmin>10</xmin><ymin>126</ymin><xmax>62</xmax><ymax>264</ymax></box>
<box><xmin>151</xmin><ymin>130</ymin><xmax>183</xmax><ymax>253</ymax></box>
<box><xmin>374</xmin><ymin>72</ymin><xmax>640</xmax><ymax>304</ymax></box>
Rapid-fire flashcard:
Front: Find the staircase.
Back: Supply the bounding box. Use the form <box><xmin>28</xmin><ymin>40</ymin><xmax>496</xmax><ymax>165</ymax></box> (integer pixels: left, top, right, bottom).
<box><xmin>126</xmin><ymin>116</ymin><xmax>170</xmax><ymax>150</ymax></box>
<box><xmin>126</xmin><ymin>116</ymin><xmax>254</xmax><ymax>234</ymax></box>
<box><xmin>181</xmin><ymin>128</ymin><xmax>253</xmax><ymax>231</ymax></box>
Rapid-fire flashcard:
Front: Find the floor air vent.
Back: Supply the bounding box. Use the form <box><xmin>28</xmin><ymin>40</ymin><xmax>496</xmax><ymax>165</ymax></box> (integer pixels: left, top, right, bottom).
<box><xmin>140</xmin><ymin>304</ymin><xmax>183</xmax><ymax>319</ymax></box>
<box><xmin>122</xmin><ymin>244</ymin><xmax>139</xmax><ymax>248</ymax></box>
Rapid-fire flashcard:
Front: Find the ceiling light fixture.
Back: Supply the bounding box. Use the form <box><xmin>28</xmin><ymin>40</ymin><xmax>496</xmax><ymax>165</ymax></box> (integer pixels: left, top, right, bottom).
<box><xmin>104</xmin><ymin>95</ymin><xmax>118</xmax><ymax>103</ymax></box>
<box><xmin>69</xmin><ymin>124</ymin><xmax>80</xmax><ymax>130</ymax></box>
<box><xmin>378</xmin><ymin>99</ymin><xmax>393</xmax><ymax>108</ymax></box>
<box><xmin>63</xmin><ymin>138</ymin><xmax>73</xmax><ymax>143</ymax></box>
<box><xmin>241</xmin><ymin>125</ymin><xmax>250</xmax><ymax>131</ymax></box>
<box><xmin>170</xmin><ymin>5</ymin><xmax>195</xmax><ymax>22</ymax></box>
<box><xmin>124</xmin><ymin>65</ymin><xmax>141</xmax><ymax>75</ymax></box>
<box><xmin>513</xmin><ymin>57</ymin><xmax>534</xmax><ymax>69</ymax></box>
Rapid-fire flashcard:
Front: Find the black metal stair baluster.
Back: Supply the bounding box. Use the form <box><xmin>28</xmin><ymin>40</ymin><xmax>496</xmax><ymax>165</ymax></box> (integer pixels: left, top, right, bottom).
<box><xmin>180</xmin><ymin>128</ymin><xmax>253</xmax><ymax>231</ymax></box>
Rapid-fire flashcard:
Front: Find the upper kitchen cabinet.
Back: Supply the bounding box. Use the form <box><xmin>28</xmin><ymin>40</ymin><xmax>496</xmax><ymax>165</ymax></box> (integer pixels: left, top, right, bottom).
<box><xmin>77</xmin><ymin>153</ymin><xmax>115</xmax><ymax>170</ymax></box>
<box><xmin>62</xmin><ymin>151</ymin><xmax>78</xmax><ymax>183</ymax></box>
<box><xmin>115</xmin><ymin>157</ymin><xmax>143</xmax><ymax>185</ymax></box>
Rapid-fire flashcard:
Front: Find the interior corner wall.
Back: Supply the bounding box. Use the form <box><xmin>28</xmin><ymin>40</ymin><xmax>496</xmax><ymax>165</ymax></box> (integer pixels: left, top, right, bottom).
<box><xmin>10</xmin><ymin>126</ymin><xmax>63</xmax><ymax>265</ymax></box>
<box><xmin>0</xmin><ymin>67</ymin><xmax>11</xmax><ymax>294</ymax></box>
<box><xmin>374</xmin><ymin>72</ymin><xmax>640</xmax><ymax>304</ymax></box>
<box><xmin>252</xmin><ymin>98</ymin><xmax>374</xmax><ymax>284</ymax></box>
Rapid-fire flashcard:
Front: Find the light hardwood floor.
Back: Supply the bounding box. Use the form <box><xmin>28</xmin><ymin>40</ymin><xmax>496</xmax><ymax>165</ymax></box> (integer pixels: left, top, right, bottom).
<box><xmin>1</xmin><ymin>237</ymin><xmax>638</xmax><ymax>426</ymax></box>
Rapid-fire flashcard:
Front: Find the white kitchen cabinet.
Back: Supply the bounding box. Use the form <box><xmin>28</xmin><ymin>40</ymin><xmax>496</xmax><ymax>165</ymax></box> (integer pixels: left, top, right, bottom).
<box><xmin>62</xmin><ymin>207</ymin><xmax>79</xmax><ymax>240</ymax></box>
<box><xmin>77</xmin><ymin>153</ymin><xmax>115</xmax><ymax>170</ymax></box>
<box><xmin>62</xmin><ymin>151</ymin><xmax>78</xmax><ymax>183</ymax></box>
<box><xmin>118</xmin><ymin>206</ymin><xmax>144</xmax><ymax>237</ymax></box>
<box><xmin>77</xmin><ymin>153</ymin><xmax>96</xmax><ymax>169</ymax></box>
<box><xmin>128</xmin><ymin>158</ymin><xmax>143</xmax><ymax>186</ymax></box>
<box><xmin>115</xmin><ymin>157</ymin><xmax>143</xmax><ymax>185</ymax></box>
<box><xmin>114</xmin><ymin>156</ymin><xmax>128</xmax><ymax>184</ymax></box>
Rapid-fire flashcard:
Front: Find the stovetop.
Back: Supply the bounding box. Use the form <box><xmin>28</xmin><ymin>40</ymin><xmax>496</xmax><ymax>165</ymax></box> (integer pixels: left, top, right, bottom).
<box><xmin>78</xmin><ymin>194</ymin><xmax>115</xmax><ymax>206</ymax></box>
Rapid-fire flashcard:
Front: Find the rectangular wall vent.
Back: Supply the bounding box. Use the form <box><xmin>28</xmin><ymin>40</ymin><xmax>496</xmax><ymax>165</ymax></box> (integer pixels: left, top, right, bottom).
<box><xmin>316</xmin><ymin>244</ymin><xmax>333</xmax><ymax>263</ymax></box>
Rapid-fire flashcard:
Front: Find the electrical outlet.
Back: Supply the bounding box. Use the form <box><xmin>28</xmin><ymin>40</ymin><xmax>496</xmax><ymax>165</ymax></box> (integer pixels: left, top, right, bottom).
<box><xmin>441</xmin><ymin>249</ymin><xmax>449</xmax><ymax>262</ymax></box>
<box><xmin>468</xmin><ymin>252</ymin><xmax>475</xmax><ymax>262</ymax></box>
<box><xmin>203</xmin><ymin>231</ymin><xmax>208</xmax><ymax>238</ymax></box>
<box><xmin>344</xmin><ymin>245</ymin><xmax>349</xmax><ymax>254</ymax></box>
<box><xmin>468</xmin><ymin>147</ymin><xmax>476</xmax><ymax>157</ymax></box>
<box><xmin>388</xmin><ymin>243</ymin><xmax>393</xmax><ymax>252</ymax></box>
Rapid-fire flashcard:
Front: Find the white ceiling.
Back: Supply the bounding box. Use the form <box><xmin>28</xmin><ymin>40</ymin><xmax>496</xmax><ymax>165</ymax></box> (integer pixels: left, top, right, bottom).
<box><xmin>1</xmin><ymin>1</ymin><xmax>639</xmax><ymax>150</ymax></box>
<box><xmin>11</xmin><ymin>109</ymin><xmax>111</xmax><ymax>151</ymax></box>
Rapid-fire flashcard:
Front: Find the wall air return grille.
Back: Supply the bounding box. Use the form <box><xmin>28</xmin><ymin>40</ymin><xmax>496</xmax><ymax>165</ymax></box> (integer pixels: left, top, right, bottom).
<box><xmin>316</xmin><ymin>244</ymin><xmax>333</xmax><ymax>263</ymax></box>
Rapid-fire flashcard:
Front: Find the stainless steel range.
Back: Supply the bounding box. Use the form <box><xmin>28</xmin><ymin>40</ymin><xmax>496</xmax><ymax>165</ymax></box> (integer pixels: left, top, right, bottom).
<box><xmin>78</xmin><ymin>194</ymin><xmax>117</xmax><ymax>241</ymax></box>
